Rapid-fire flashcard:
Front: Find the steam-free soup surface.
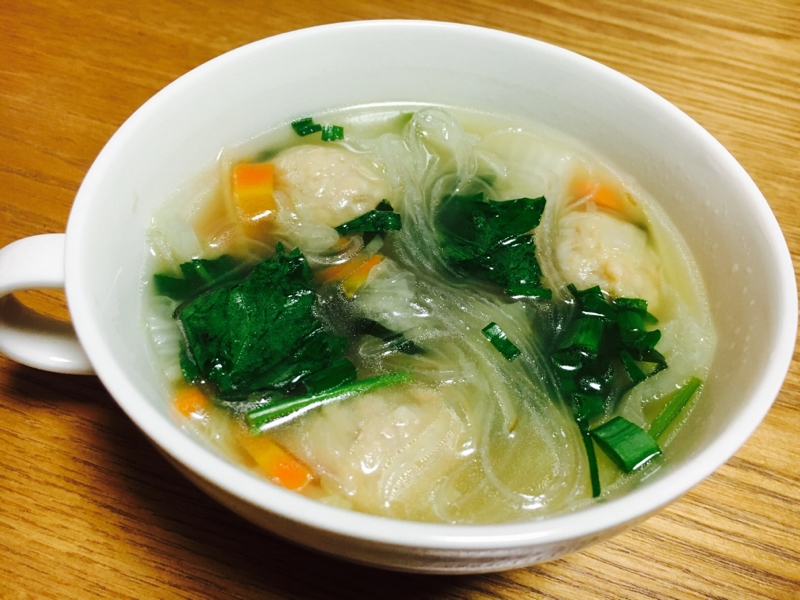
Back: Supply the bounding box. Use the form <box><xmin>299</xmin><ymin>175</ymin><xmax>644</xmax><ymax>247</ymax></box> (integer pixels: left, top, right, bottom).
<box><xmin>144</xmin><ymin>106</ymin><xmax>716</xmax><ymax>523</ymax></box>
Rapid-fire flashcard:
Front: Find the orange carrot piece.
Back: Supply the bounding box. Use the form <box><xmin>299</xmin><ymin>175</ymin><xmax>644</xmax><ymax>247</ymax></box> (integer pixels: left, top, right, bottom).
<box><xmin>232</xmin><ymin>163</ymin><xmax>277</xmax><ymax>237</ymax></box>
<box><xmin>239</xmin><ymin>435</ymin><xmax>314</xmax><ymax>491</ymax></box>
<box><xmin>571</xmin><ymin>179</ymin><xmax>622</xmax><ymax>212</ymax></box>
<box><xmin>173</xmin><ymin>386</ymin><xmax>208</xmax><ymax>417</ymax></box>
<box><xmin>314</xmin><ymin>253</ymin><xmax>368</xmax><ymax>285</ymax></box>
<box><xmin>342</xmin><ymin>253</ymin><xmax>384</xmax><ymax>298</ymax></box>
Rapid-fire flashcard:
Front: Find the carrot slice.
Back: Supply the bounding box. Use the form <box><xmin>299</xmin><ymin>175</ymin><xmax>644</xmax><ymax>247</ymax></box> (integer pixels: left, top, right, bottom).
<box><xmin>342</xmin><ymin>253</ymin><xmax>384</xmax><ymax>298</ymax></box>
<box><xmin>232</xmin><ymin>163</ymin><xmax>277</xmax><ymax>237</ymax></box>
<box><xmin>173</xmin><ymin>386</ymin><xmax>208</xmax><ymax>417</ymax></box>
<box><xmin>314</xmin><ymin>253</ymin><xmax>369</xmax><ymax>285</ymax></box>
<box><xmin>571</xmin><ymin>179</ymin><xmax>622</xmax><ymax>212</ymax></box>
<box><xmin>239</xmin><ymin>434</ymin><xmax>314</xmax><ymax>491</ymax></box>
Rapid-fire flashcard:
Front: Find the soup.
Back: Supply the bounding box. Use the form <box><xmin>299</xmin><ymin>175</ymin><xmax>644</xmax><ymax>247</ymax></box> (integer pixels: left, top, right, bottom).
<box><xmin>143</xmin><ymin>106</ymin><xmax>716</xmax><ymax>524</ymax></box>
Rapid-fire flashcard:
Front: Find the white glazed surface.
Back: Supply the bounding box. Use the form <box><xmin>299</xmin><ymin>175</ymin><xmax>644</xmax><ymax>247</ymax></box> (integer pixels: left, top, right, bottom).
<box><xmin>58</xmin><ymin>21</ymin><xmax>795</xmax><ymax>573</ymax></box>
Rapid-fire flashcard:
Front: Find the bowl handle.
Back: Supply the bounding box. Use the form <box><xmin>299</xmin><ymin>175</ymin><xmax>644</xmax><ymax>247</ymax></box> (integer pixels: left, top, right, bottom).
<box><xmin>0</xmin><ymin>234</ymin><xmax>93</xmax><ymax>374</ymax></box>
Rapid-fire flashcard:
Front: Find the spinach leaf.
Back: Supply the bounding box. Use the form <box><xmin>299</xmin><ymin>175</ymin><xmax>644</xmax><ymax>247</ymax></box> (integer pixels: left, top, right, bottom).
<box><xmin>335</xmin><ymin>200</ymin><xmax>401</xmax><ymax>236</ymax></box>
<box><xmin>153</xmin><ymin>254</ymin><xmax>243</xmax><ymax>302</ymax></box>
<box><xmin>178</xmin><ymin>246</ymin><xmax>348</xmax><ymax>396</ymax></box>
<box><xmin>436</xmin><ymin>193</ymin><xmax>547</xmax><ymax>293</ymax></box>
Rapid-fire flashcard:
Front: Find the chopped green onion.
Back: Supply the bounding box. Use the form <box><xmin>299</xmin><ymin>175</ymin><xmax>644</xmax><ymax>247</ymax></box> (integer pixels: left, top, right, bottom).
<box><xmin>321</xmin><ymin>124</ymin><xmax>344</xmax><ymax>141</ymax></box>
<box><xmin>247</xmin><ymin>372</ymin><xmax>413</xmax><ymax>431</ymax></box>
<box><xmin>560</xmin><ymin>315</ymin><xmax>604</xmax><ymax>355</ymax></box>
<box><xmin>571</xmin><ymin>393</ymin><xmax>605</xmax><ymax>423</ymax></box>
<box><xmin>614</xmin><ymin>297</ymin><xmax>647</xmax><ymax>314</ymax></box>
<box><xmin>619</xmin><ymin>349</ymin><xmax>647</xmax><ymax>384</ymax></box>
<box><xmin>550</xmin><ymin>348</ymin><xmax>586</xmax><ymax>374</ymax></box>
<box><xmin>649</xmin><ymin>377</ymin><xmax>702</xmax><ymax>440</ymax></box>
<box><xmin>291</xmin><ymin>117</ymin><xmax>322</xmax><ymax>137</ymax></box>
<box><xmin>590</xmin><ymin>416</ymin><xmax>661</xmax><ymax>472</ymax></box>
<box><xmin>580</xmin><ymin>427</ymin><xmax>601</xmax><ymax>497</ymax></box>
<box><xmin>481</xmin><ymin>322</ymin><xmax>521</xmax><ymax>361</ymax></box>
<box><xmin>581</xmin><ymin>294</ymin><xmax>616</xmax><ymax>320</ymax></box>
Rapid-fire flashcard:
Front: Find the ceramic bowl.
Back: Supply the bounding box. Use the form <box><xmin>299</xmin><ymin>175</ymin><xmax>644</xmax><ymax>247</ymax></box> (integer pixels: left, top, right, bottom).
<box><xmin>0</xmin><ymin>21</ymin><xmax>795</xmax><ymax>573</ymax></box>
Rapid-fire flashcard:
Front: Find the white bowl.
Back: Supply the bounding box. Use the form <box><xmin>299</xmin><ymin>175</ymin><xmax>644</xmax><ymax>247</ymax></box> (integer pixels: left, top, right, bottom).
<box><xmin>0</xmin><ymin>21</ymin><xmax>795</xmax><ymax>573</ymax></box>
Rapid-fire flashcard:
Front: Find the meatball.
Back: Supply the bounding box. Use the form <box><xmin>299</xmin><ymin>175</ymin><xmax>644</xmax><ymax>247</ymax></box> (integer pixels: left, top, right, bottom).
<box><xmin>555</xmin><ymin>209</ymin><xmax>662</xmax><ymax>311</ymax></box>
<box><xmin>270</xmin><ymin>145</ymin><xmax>389</xmax><ymax>253</ymax></box>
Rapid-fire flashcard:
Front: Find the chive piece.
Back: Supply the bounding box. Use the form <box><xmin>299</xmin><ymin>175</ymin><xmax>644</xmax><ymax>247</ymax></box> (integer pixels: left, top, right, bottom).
<box><xmin>246</xmin><ymin>372</ymin><xmax>413</xmax><ymax>431</ymax></box>
<box><xmin>580</xmin><ymin>426</ymin><xmax>602</xmax><ymax>497</ymax></box>
<box><xmin>620</xmin><ymin>349</ymin><xmax>647</xmax><ymax>384</ymax></box>
<box><xmin>550</xmin><ymin>348</ymin><xmax>585</xmax><ymax>374</ymax></box>
<box><xmin>590</xmin><ymin>416</ymin><xmax>661</xmax><ymax>472</ymax></box>
<box><xmin>481</xmin><ymin>322</ymin><xmax>521</xmax><ymax>361</ymax></box>
<box><xmin>571</xmin><ymin>393</ymin><xmax>605</xmax><ymax>423</ymax></box>
<box><xmin>615</xmin><ymin>297</ymin><xmax>658</xmax><ymax>325</ymax></box>
<box><xmin>321</xmin><ymin>124</ymin><xmax>344</xmax><ymax>141</ymax></box>
<box><xmin>291</xmin><ymin>117</ymin><xmax>322</xmax><ymax>137</ymax></box>
<box><xmin>560</xmin><ymin>315</ymin><xmax>604</xmax><ymax>355</ymax></box>
<box><xmin>649</xmin><ymin>377</ymin><xmax>703</xmax><ymax>440</ymax></box>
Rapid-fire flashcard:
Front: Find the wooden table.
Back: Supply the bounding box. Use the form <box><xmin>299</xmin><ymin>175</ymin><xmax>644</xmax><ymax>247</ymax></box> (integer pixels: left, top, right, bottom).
<box><xmin>1</xmin><ymin>1</ymin><xmax>798</xmax><ymax>598</ymax></box>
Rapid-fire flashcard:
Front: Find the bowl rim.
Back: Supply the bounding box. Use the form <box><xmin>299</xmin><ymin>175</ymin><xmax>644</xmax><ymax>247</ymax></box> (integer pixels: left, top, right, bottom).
<box><xmin>65</xmin><ymin>19</ymin><xmax>798</xmax><ymax>551</ymax></box>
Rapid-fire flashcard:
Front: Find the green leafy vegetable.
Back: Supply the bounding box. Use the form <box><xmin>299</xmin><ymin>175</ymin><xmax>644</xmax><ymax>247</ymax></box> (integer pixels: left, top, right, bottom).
<box><xmin>335</xmin><ymin>200</ymin><xmax>402</xmax><ymax>236</ymax></box>
<box><xmin>649</xmin><ymin>377</ymin><xmax>702</xmax><ymax>440</ymax></box>
<box><xmin>549</xmin><ymin>285</ymin><xmax>670</xmax><ymax>495</ymax></box>
<box><xmin>291</xmin><ymin>117</ymin><xmax>322</xmax><ymax>136</ymax></box>
<box><xmin>481</xmin><ymin>322</ymin><xmax>521</xmax><ymax>361</ymax></box>
<box><xmin>590</xmin><ymin>416</ymin><xmax>662</xmax><ymax>472</ymax></box>
<box><xmin>321</xmin><ymin>124</ymin><xmax>344</xmax><ymax>141</ymax></box>
<box><xmin>351</xmin><ymin>318</ymin><xmax>424</xmax><ymax>355</ymax></box>
<box><xmin>153</xmin><ymin>254</ymin><xmax>243</xmax><ymax>302</ymax></box>
<box><xmin>178</xmin><ymin>245</ymin><xmax>348</xmax><ymax>396</ymax></box>
<box><xmin>300</xmin><ymin>356</ymin><xmax>357</xmax><ymax>393</ymax></box>
<box><xmin>580</xmin><ymin>428</ymin><xmax>601</xmax><ymax>497</ymax></box>
<box><xmin>291</xmin><ymin>117</ymin><xmax>344</xmax><ymax>140</ymax></box>
<box><xmin>436</xmin><ymin>192</ymin><xmax>547</xmax><ymax>294</ymax></box>
<box><xmin>246</xmin><ymin>372</ymin><xmax>413</xmax><ymax>431</ymax></box>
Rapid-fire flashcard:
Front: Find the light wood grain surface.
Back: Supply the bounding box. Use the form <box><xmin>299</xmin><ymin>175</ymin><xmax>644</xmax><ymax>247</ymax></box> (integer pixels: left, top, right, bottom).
<box><xmin>1</xmin><ymin>1</ymin><xmax>798</xmax><ymax>598</ymax></box>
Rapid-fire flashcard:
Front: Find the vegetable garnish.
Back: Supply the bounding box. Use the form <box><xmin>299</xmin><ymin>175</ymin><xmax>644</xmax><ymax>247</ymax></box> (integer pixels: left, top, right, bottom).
<box><xmin>571</xmin><ymin>179</ymin><xmax>623</xmax><ymax>212</ymax></box>
<box><xmin>314</xmin><ymin>253</ymin><xmax>370</xmax><ymax>285</ymax></box>
<box><xmin>549</xmin><ymin>285</ymin><xmax>669</xmax><ymax>495</ymax></box>
<box><xmin>247</xmin><ymin>372</ymin><xmax>413</xmax><ymax>431</ymax></box>
<box><xmin>579</xmin><ymin>428</ymin><xmax>602</xmax><ymax>497</ymax></box>
<box><xmin>173</xmin><ymin>386</ymin><xmax>208</xmax><ymax>417</ymax></box>
<box><xmin>153</xmin><ymin>254</ymin><xmax>244</xmax><ymax>302</ymax></box>
<box><xmin>335</xmin><ymin>200</ymin><xmax>402</xmax><ymax>236</ymax></box>
<box><xmin>481</xmin><ymin>322</ymin><xmax>521</xmax><ymax>361</ymax></box>
<box><xmin>552</xmin><ymin>286</ymin><xmax>666</xmax><ymax>406</ymax></box>
<box><xmin>291</xmin><ymin>117</ymin><xmax>322</xmax><ymax>137</ymax></box>
<box><xmin>352</xmin><ymin>318</ymin><xmax>424</xmax><ymax>355</ymax></box>
<box><xmin>176</xmin><ymin>245</ymin><xmax>350</xmax><ymax>397</ymax></box>
<box><xmin>291</xmin><ymin>117</ymin><xmax>344</xmax><ymax>140</ymax></box>
<box><xmin>590</xmin><ymin>416</ymin><xmax>662</xmax><ymax>472</ymax></box>
<box><xmin>649</xmin><ymin>377</ymin><xmax>702</xmax><ymax>440</ymax></box>
<box><xmin>436</xmin><ymin>193</ymin><xmax>547</xmax><ymax>294</ymax></box>
<box><xmin>341</xmin><ymin>253</ymin><xmax>384</xmax><ymax>298</ymax></box>
<box><xmin>238</xmin><ymin>433</ymin><xmax>314</xmax><ymax>491</ymax></box>
<box><xmin>231</xmin><ymin>163</ymin><xmax>277</xmax><ymax>237</ymax></box>
<box><xmin>321</xmin><ymin>124</ymin><xmax>344</xmax><ymax>141</ymax></box>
